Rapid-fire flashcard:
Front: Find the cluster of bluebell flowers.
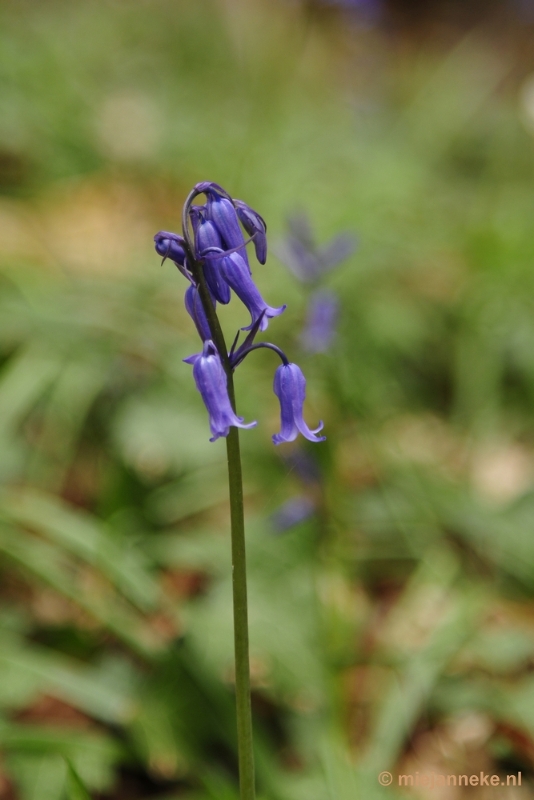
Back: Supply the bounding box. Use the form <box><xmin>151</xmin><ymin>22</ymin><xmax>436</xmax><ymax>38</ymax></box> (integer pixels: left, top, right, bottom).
<box><xmin>154</xmin><ymin>182</ymin><xmax>325</xmax><ymax>446</ymax></box>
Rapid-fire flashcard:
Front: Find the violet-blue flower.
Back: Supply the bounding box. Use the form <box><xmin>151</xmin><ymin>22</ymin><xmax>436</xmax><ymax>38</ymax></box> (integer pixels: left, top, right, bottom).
<box><xmin>194</xmin><ymin>215</ymin><xmax>231</xmax><ymax>304</ymax></box>
<box><xmin>219</xmin><ymin>252</ymin><xmax>286</xmax><ymax>331</ymax></box>
<box><xmin>272</xmin><ymin>363</ymin><xmax>325</xmax><ymax>445</ymax></box>
<box><xmin>185</xmin><ymin>284</ymin><xmax>215</xmax><ymax>342</ymax></box>
<box><xmin>301</xmin><ymin>289</ymin><xmax>339</xmax><ymax>353</ymax></box>
<box><xmin>234</xmin><ymin>200</ymin><xmax>267</xmax><ymax>265</ymax></box>
<box><xmin>269</xmin><ymin>496</ymin><xmax>315</xmax><ymax>533</ymax></box>
<box><xmin>282</xmin><ymin>449</ymin><xmax>322</xmax><ymax>485</ymax></box>
<box><xmin>276</xmin><ymin>212</ymin><xmax>356</xmax><ymax>284</ymax></box>
<box><xmin>205</xmin><ymin>191</ymin><xmax>251</xmax><ymax>273</ymax></box>
<box><xmin>155</xmin><ymin>181</ymin><xmax>326</xmax><ymax>447</ymax></box>
<box><xmin>188</xmin><ymin>340</ymin><xmax>257</xmax><ymax>442</ymax></box>
<box><xmin>154</xmin><ymin>231</ymin><xmax>187</xmax><ymax>267</ymax></box>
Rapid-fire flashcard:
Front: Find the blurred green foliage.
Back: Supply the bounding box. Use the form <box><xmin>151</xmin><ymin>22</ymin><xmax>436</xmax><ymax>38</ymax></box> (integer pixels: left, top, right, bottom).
<box><xmin>1</xmin><ymin>0</ymin><xmax>534</xmax><ymax>797</ymax></box>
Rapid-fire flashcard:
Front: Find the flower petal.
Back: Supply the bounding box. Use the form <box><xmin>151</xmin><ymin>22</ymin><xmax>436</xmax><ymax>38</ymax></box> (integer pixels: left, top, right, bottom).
<box><xmin>219</xmin><ymin>253</ymin><xmax>285</xmax><ymax>331</ymax></box>
<box><xmin>206</xmin><ymin>194</ymin><xmax>251</xmax><ymax>273</ymax></box>
<box><xmin>196</xmin><ymin>219</ymin><xmax>231</xmax><ymax>304</ymax></box>
<box><xmin>184</xmin><ymin>284</ymin><xmax>216</xmax><ymax>342</ymax></box>
<box><xmin>235</xmin><ymin>199</ymin><xmax>267</xmax><ymax>264</ymax></box>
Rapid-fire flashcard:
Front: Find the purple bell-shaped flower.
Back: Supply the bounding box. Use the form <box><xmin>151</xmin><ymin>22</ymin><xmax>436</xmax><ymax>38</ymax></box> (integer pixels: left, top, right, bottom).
<box><xmin>154</xmin><ymin>231</ymin><xmax>187</xmax><ymax>266</ymax></box>
<box><xmin>234</xmin><ymin>199</ymin><xmax>267</xmax><ymax>265</ymax></box>
<box><xmin>195</xmin><ymin>216</ymin><xmax>231</xmax><ymax>304</ymax></box>
<box><xmin>204</xmin><ymin>191</ymin><xmax>251</xmax><ymax>274</ymax></box>
<box><xmin>184</xmin><ymin>284</ymin><xmax>215</xmax><ymax>342</ymax></box>
<box><xmin>188</xmin><ymin>340</ymin><xmax>257</xmax><ymax>442</ymax></box>
<box><xmin>272</xmin><ymin>363</ymin><xmax>325</xmax><ymax>445</ymax></box>
<box><xmin>300</xmin><ymin>289</ymin><xmax>339</xmax><ymax>353</ymax></box>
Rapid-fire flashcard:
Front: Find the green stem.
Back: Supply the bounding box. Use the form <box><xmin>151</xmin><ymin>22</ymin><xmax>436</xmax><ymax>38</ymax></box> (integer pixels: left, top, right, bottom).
<box><xmin>182</xmin><ymin>221</ymin><xmax>255</xmax><ymax>799</ymax></box>
<box><xmin>226</xmin><ymin>423</ymin><xmax>255</xmax><ymax>800</ymax></box>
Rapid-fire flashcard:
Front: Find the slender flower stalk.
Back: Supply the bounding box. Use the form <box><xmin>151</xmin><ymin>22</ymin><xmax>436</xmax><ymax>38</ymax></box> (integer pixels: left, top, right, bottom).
<box><xmin>154</xmin><ymin>182</ymin><xmax>325</xmax><ymax>800</ymax></box>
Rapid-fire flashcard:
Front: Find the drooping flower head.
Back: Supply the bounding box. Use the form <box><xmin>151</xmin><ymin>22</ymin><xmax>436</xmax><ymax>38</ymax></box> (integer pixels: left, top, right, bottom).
<box><xmin>154</xmin><ymin>182</ymin><xmax>325</xmax><ymax>445</ymax></box>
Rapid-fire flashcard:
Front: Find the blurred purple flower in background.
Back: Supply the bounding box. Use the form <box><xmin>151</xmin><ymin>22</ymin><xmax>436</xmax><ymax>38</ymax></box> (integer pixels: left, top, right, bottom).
<box><xmin>269</xmin><ymin>496</ymin><xmax>316</xmax><ymax>533</ymax></box>
<box><xmin>314</xmin><ymin>0</ymin><xmax>383</xmax><ymax>22</ymax></box>
<box><xmin>275</xmin><ymin>212</ymin><xmax>356</xmax><ymax>284</ymax></box>
<box><xmin>268</xmin><ymin>446</ymin><xmax>324</xmax><ymax>533</ymax></box>
<box><xmin>301</xmin><ymin>289</ymin><xmax>340</xmax><ymax>353</ymax></box>
<box><xmin>283</xmin><ymin>449</ymin><xmax>322</xmax><ymax>485</ymax></box>
<box><xmin>276</xmin><ymin>211</ymin><xmax>356</xmax><ymax>354</ymax></box>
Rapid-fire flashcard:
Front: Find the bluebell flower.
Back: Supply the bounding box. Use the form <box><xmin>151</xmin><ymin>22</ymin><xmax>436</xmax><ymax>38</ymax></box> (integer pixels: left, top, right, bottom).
<box><xmin>184</xmin><ymin>284</ymin><xmax>215</xmax><ymax>342</ymax></box>
<box><xmin>189</xmin><ymin>205</ymin><xmax>204</xmax><ymax>236</ymax></box>
<box><xmin>269</xmin><ymin>496</ymin><xmax>315</xmax><ymax>533</ymax></box>
<box><xmin>154</xmin><ymin>231</ymin><xmax>187</xmax><ymax>266</ymax></box>
<box><xmin>282</xmin><ymin>449</ymin><xmax>322</xmax><ymax>485</ymax></box>
<box><xmin>155</xmin><ymin>182</ymin><xmax>326</xmax><ymax>446</ymax></box>
<box><xmin>154</xmin><ymin>231</ymin><xmax>193</xmax><ymax>282</ymax></box>
<box><xmin>195</xmin><ymin>215</ymin><xmax>231</xmax><ymax>304</ymax></box>
<box><xmin>187</xmin><ymin>340</ymin><xmax>257</xmax><ymax>442</ymax></box>
<box><xmin>275</xmin><ymin>213</ymin><xmax>356</xmax><ymax>283</ymax></box>
<box><xmin>272</xmin><ymin>363</ymin><xmax>325</xmax><ymax>445</ymax></box>
<box><xmin>234</xmin><ymin>200</ymin><xmax>267</xmax><ymax>265</ymax></box>
<box><xmin>219</xmin><ymin>252</ymin><xmax>286</xmax><ymax>331</ymax></box>
<box><xmin>204</xmin><ymin>190</ymin><xmax>251</xmax><ymax>274</ymax></box>
<box><xmin>301</xmin><ymin>289</ymin><xmax>339</xmax><ymax>353</ymax></box>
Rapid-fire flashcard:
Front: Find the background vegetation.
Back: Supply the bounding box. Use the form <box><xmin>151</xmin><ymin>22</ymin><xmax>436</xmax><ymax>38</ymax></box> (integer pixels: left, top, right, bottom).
<box><xmin>1</xmin><ymin>0</ymin><xmax>534</xmax><ymax>797</ymax></box>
